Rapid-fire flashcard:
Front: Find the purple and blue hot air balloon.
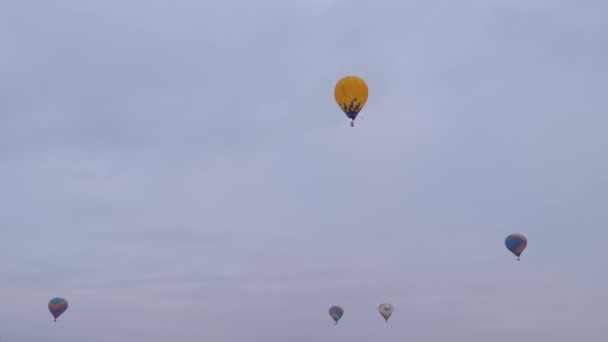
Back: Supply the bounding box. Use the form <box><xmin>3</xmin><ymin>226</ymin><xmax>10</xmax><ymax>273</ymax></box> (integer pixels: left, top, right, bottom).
<box><xmin>505</xmin><ymin>234</ymin><xmax>527</xmax><ymax>261</ymax></box>
<box><xmin>329</xmin><ymin>305</ymin><xmax>344</xmax><ymax>325</ymax></box>
<box><xmin>48</xmin><ymin>298</ymin><xmax>68</xmax><ymax>322</ymax></box>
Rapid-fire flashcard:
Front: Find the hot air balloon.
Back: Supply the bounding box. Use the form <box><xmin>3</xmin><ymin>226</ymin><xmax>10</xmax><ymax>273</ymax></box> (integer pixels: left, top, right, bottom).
<box><xmin>329</xmin><ymin>305</ymin><xmax>344</xmax><ymax>325</ymax></box>
<box><xmin>378</xmin><ymin>303</ymin><xmax>394</xmax><ymax>323</ymax></box>
<box><xmin>505</xmin><ymin>234</ymin><xmax>527</xmax><ymax>261</ymax></box>
<box><xmin>48</xmin><ymin>298</ymin><xmax>68</xmax><ymax>322</ymax></box>
<box><xmin>334</xmin><ymin>75</ymin><xmax>368</xmax><ymax>127</ymax></box>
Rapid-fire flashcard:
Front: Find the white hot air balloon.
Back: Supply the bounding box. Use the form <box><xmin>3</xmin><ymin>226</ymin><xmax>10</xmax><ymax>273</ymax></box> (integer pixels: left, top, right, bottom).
<box><xmin>378</xmin><ymin>303</ymin><xmax>394</xmax><ymax>323</ymax></box>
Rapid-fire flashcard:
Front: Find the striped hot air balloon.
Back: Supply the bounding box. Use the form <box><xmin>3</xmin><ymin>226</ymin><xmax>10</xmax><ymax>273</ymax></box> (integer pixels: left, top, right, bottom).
<box><xmin>48</xmin><ymin>298</ymin><xmax>68</xmax><ymax>322</ymax></box>
<box><xmin>329</xmin><ymin>305</ymin><xmax>344</xmax><ymax>324</ymax></box>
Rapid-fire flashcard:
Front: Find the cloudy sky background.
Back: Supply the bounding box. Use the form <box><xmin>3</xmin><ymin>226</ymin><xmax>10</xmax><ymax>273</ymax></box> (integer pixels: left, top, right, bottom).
<box><xmin>1</xmin><ymin>0</ymin><xmax>607</xmax><ymax>341</ymax></box>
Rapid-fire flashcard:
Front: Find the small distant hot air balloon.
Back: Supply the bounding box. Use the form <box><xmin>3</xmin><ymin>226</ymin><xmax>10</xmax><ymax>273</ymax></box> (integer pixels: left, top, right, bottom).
<box><xmin>334</xmin><ymin>76</ymin><xmax>368</xmax><ymax>127</ymax></box>
<box><xmin>378</xmin><ymin>303</ymin><xmax>394</xmax><ymax>323</ymax></box>
<box><xmin>48</xmin><ymin>298</ymin><xmax>68</xmax><ymax>322</ymax></box>
<box><xmin>329</xmin><ymin>305</ymin><xmax>344</xmax><ymax>325</ymax></box>
<box><xmin>505</xmin><ymin>234</ymin><xmax>527</xmax><ymax>261</ymax></box>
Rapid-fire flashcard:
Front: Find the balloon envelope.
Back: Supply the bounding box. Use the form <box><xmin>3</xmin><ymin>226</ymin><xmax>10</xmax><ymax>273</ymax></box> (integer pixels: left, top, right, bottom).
<box><xmin>334</xmin><ymin>76</ymin><xmax>368</xmax><ymax>121</ymax></box>
<box><xmin>505</xmin><ymin>234</ymin><xmax>527</xmax><ymax>259</ymax></box>
<box><xmin>329</xmin><ymin>305</ymin><xmax>344</xmax><ymax>324</ymax></box>
<box><xmin>48</xmin><ymin>298</ymin><xmax>68</xmax><ymax>321</ymax></box>
<box><xmin>378</xmin><ymin>303</ymin><xmax>394</xmax><ymax>322</ymax></box>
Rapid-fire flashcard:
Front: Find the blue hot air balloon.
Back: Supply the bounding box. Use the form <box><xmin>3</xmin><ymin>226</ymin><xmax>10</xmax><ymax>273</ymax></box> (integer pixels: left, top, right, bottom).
<box><xmin>505</xmin><ymin>234</ymin><xmax>527</xmax><ymax>261</ymax></box>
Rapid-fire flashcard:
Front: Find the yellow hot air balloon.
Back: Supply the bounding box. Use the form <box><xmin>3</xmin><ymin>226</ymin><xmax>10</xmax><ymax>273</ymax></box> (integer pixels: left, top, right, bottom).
<box><xmin>334</xmin><ymin>76</ymin><xmax>368</xmax><ymax>127</ymax></box>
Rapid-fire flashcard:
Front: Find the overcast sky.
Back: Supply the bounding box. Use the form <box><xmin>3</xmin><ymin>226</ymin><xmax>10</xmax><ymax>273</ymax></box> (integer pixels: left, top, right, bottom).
<box><xmin>1</xmin><ymin>0</ymin><xmax>607</xmax><ymax>341</ymax></box>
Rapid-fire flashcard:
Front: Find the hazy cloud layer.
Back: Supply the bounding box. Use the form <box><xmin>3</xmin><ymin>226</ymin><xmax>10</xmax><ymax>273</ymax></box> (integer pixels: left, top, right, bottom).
<box><xmin>1</xmin><ymin>0</ymin><xmax>607</xmax><ymax>341</ymax></box>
